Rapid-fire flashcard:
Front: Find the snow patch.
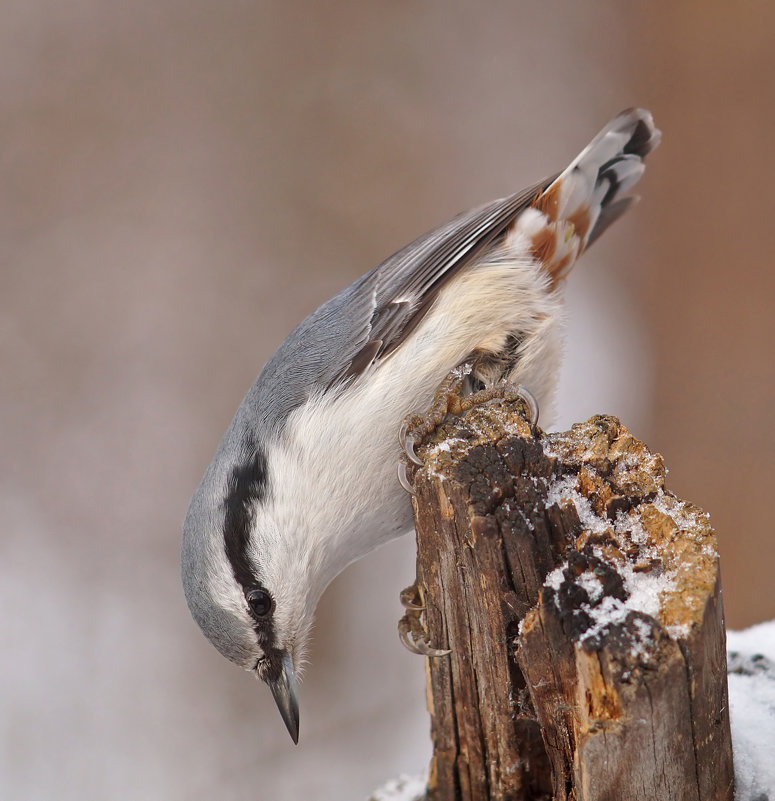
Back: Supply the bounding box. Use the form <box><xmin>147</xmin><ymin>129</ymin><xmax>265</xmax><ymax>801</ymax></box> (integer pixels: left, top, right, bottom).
<box><xmin>368</xmin><ymin>773</ymin><xmax>427</xmax><ymax>801</ymax></box>
<box><xmin>427</xmin><ymin>437</ymin><xmax>466</xmax><ymax>456</ymax></box>
<box><xmin>727</xmin><ymin>621</ymin><xmax>775</xmax><ymax>800</ymax></box>
<box><xmin>576</xmin><ymin>570</ymin><xmax>604</xmax><ymax>603</ymax></box>
<box><xmin>543</xmin><ymin>471</ymin><xmax>696</xmax><ymax>645</ymax></box>
<box><xmin>545</xmin><ymin>566</ymin><xmax>565</xmax><ymax>591</ymax></box>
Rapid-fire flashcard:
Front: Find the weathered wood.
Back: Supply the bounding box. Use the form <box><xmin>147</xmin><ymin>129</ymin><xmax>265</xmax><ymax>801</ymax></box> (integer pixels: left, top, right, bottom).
<box><xmin>406</xmin><ymin>398</ymin><xmax>734</xmax><ymax>801</ymax></box>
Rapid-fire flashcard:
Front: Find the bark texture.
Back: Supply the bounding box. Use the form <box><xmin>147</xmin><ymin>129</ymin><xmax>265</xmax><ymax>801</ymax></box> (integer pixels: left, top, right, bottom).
<box><xmin>406</xmin><ymin>398</ymin><xmax>733</xmax><ymax>801</ymax></box>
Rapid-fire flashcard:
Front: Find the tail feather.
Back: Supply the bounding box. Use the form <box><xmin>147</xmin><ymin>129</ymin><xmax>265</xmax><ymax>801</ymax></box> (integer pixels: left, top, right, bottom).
<box><xmin>586</xmin><ymin>196</ymin><xmax>637</xmax><ymax>249</ymax></box>
<box><xmin>518</xmin><ymin>108</ymin><xmax>660</xmax><ymax>287</ymax></box>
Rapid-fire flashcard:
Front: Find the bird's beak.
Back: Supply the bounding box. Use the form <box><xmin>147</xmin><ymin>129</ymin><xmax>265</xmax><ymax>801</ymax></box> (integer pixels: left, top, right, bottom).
<box><xmin>266</xmin><ymin>650</ymin><xmax>299</xmax><ymax>744</ymax></box>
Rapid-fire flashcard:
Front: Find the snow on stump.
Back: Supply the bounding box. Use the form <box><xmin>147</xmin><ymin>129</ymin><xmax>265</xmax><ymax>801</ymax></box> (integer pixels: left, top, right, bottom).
<box><xmin>404</xmin><ymin>398</ymin><xmax>734</xmax><ymax>801</ymax></box>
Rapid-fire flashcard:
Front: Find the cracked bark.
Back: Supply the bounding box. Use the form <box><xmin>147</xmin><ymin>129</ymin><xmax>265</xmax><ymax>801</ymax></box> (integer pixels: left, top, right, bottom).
<box><xmin>406</xmin><ymin>397</ymin><xmax>734</xmax><ymax>801</ymax></box>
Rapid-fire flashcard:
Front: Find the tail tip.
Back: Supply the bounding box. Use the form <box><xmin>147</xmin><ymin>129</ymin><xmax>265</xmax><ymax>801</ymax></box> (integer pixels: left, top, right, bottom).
<box><xmin>619</xmin><ymin>107</ymin><xmax>662</xmax><ymax>158</ymax></box>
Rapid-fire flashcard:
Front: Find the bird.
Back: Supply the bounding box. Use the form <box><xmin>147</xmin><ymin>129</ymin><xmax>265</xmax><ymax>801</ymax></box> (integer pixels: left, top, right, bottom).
<box><xmin>181</xmin><ymin>108</ymin><xmax>660</xmax><ymax>744</ymax></box>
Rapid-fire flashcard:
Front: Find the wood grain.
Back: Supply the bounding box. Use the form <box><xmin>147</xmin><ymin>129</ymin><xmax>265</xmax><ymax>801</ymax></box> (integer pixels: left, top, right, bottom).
<box><xmin>406</xmin><ymin>399</ymin><xmax>733</xmax><ymax>801</ymax></box>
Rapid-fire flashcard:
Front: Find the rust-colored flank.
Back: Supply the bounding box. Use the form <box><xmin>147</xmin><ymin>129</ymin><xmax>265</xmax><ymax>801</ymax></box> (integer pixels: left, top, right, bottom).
<box><xmin>533</xmin><ymin>180</ymin><xmax>561</xmax><ymax>222</ymax></box>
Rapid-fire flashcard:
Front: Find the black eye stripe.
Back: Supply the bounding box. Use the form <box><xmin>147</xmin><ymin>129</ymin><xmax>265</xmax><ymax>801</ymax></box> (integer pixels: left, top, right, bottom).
<box><xmin>223</xmin><ymin>438</ymin><xmax>268</xmax><ymax>593</ymax></box>
<box><xmin>222</xmin><ymin>437</ymin><xmax>278</xmax><ymax>647</ymax></box>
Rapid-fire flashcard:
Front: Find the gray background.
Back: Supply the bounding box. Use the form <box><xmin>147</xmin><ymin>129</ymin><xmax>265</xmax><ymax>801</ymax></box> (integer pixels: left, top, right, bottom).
<box><xmin>3</xmin><ymin>2</ymin><xmax>774</xmax><ymax>799</ymax></box>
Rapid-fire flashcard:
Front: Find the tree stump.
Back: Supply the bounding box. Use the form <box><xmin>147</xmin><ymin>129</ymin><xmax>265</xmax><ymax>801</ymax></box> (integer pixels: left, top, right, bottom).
<box><xmin>404</xmin><ymin>396</ymin><xmax>734</xmax><ymax>801</ymax></box>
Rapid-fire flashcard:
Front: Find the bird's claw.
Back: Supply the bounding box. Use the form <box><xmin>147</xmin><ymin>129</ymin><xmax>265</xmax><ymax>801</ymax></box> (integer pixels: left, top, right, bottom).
<box><xmin>398</xmin><ymin>613</ymin><xmax>451</xmax><ymax>658</ymax></box>
<box><xmin>398</xmin><ymin>420</ymin><xmax>423</xmax><ymax>466</ymax></box>
<box><xmin>516</xmin><ymin>384</ymin><xmax>540</xmax><ymax>431</ymax></box>
<box><xmin>398</xmin><ymin>581</ymin><xmax>449</xmax><ymax>656</ymax></box>
<box><xmin>397</xmin><ymin>462</ymin><xmax>416</xmax><ymax>496</ymax></box>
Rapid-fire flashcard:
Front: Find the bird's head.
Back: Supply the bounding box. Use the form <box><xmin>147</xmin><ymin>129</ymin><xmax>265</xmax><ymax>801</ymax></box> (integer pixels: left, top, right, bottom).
<box><xmin>181</xmin><ymin>436</ymin><xmax>321</xmax><ymax>744</ymax></box>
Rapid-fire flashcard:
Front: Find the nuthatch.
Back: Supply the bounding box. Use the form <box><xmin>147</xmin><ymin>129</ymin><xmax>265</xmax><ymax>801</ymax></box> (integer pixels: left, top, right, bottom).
<box><xmin>181</xmin><ymin>109</ymin><xmax>660</xmax><ymax>743</ymax></box>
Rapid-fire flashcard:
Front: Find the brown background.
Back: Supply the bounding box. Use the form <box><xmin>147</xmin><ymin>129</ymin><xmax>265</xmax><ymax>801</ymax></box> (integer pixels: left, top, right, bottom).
<box><xmin>2</xmin><ymin>2</ymin><xmax>773</xmax><ymax>799</ymax></box>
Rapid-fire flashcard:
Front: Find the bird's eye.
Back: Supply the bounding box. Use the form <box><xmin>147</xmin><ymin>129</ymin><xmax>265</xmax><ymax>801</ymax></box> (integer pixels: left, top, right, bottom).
<box><xmin>246</xmin><ymin>588</ymin><xmax>273</xmax><ymax>618</ymax></box>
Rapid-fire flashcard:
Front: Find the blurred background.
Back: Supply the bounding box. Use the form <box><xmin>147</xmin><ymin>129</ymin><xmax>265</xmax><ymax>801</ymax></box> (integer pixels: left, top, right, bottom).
<box><xmin>2</xmin><ymin>2</ymin><xmax>774</xmax><ymax>799</ymax></box>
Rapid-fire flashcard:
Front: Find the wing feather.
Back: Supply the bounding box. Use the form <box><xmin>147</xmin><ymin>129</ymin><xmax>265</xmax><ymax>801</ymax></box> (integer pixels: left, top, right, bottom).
<box><xmin>332</xmin><ymin>177</ymin><xmax>553</xmax><ymax>386</ymax></box>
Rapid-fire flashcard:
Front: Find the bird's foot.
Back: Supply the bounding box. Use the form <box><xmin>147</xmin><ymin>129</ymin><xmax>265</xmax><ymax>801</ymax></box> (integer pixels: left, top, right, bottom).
<box><xmin>399</xmin><ymin>583</ymin><xmax>424</xmax><ymax>611</ymax></box>
<box><xmin>463</xmin><ymin>382</ymin><xmax>539</xmax><ymax>432</ymax></box>
<box><xmin>398</xmin><ymin>582</ymin><xmax>450</xmax><ymax>658</ymax></box>
<box><xmin>398</xmin><ymin>364</ymin><xmax>539</xmax><ymax>479</ymax></box>
<box><xmin>398</xmin><ymin>363</ymin><xmax>477</xmax><ymax>471</ymax></box>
